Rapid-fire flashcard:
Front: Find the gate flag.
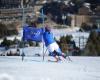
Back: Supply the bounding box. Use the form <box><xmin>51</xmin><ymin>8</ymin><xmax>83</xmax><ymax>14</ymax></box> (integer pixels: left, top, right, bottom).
<box><xmin>23</xmin><ymin>26</ymin><xmax>43</xmax><ymax>42</ymax></box>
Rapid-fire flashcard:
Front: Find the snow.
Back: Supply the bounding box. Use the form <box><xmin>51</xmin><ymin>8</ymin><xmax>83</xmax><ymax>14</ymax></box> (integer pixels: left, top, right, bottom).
<box><xmin>0</xmin><ymin>56</ymin><xmax>100</xmax><ymax>80</ymax></box>
<box><xmin>0</xmin><ymin>27</ymin><xmax>99</xmax><ymax>80</ymax></box>
<box><xmin>20</xmin><ymin>46</ymin><xmax>45</xmax><ymax>56</ymax></box>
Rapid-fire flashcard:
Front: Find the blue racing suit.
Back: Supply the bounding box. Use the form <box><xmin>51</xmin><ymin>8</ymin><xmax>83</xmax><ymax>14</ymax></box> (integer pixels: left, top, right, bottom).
<box><xmin>43</xmin><ymin>30</ymin><xmax>62</xmax><ymax>56</ymax></box>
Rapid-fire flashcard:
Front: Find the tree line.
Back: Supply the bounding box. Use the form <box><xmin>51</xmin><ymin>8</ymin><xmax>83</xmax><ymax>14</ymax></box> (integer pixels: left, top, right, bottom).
<box><xmin>0</xmin><ymin>22</ymin><xmax>18</xmax><ymax>38</ymax></box>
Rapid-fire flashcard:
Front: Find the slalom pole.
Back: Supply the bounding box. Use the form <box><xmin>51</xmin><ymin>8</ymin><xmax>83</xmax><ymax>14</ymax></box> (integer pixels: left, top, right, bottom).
<box><xmin>21</xmin><ymin>0</ymin><xmax>26</xmax><ymax>61</ymax></box>
<box><xmin>66</xmin><ymin>51</ymin><xmax>72</xmax><ymax>62</ymax></box>
<box><xmin>41</xmin><ymin>9</ymin><xmax>45</xmax><ymax>61</ymax></box>
<box><xmin>67</xmin><ymin>55</ymin><xmax>72</xmax><ymax>62</ymax></box>
<box><xmin>43</xmin><ymin>48</ymin><xmax>48</xmax><ymax>58</ymax></box>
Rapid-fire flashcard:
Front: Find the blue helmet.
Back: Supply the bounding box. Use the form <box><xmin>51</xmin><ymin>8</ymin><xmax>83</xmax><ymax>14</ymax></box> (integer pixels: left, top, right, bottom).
<box><xmin>45</xmin><ymin>25</ymin><xmax>51</xmax><ymax>32</ymax></box>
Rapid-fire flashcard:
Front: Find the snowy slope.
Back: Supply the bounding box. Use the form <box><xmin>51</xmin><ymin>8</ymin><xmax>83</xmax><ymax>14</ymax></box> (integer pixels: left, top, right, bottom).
<box><xmin>0</xmin><ymin>56</ymin><xmax>100</xmax><ymax>80</ymax></box>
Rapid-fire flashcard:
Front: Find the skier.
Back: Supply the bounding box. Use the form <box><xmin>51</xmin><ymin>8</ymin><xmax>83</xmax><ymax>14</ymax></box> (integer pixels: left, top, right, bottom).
<box><xmin>43</xmin><ymin>26</ymin><xmax>67</xmax><ymax>62</ymax></box>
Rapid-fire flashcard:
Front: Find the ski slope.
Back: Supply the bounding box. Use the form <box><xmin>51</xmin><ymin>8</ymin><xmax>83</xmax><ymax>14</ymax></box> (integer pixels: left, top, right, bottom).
<box><xmin>0</xmin><ymin>27</ymin><xmax>92</xmax><ymax>80</ymax></box>
<box><xmin>0</xmin><ymin>56</ymin><xmax>100</xmax><ymax>80</ymax></box>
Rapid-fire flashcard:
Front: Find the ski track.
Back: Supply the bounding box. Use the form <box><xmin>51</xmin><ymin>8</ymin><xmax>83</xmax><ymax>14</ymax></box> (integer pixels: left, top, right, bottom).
<box><xmin>0</xmin><ymin>56</ymin><xmax>100</xmax><ymax>80</ymax></box>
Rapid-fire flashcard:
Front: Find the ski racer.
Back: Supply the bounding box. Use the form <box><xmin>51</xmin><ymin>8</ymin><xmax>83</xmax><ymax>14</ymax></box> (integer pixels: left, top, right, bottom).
<box><xmin>43</xmin><ymin>26</ymin><xmax>67</xmax><ymax>62</ymax></box>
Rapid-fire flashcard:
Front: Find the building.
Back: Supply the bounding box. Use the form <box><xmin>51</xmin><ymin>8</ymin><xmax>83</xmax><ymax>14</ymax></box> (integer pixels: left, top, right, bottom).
<box><xmin>0</xmin><ymin>0</ymin><xmax>34</xmax><ymax>9</ymax></box>
<box><xmin>95</xmin><ymin>5</ymin><xmax>100</xmax><ymax>15</ymax></box>
<box><xmin>0</xmin><ymin>0</ymin><xmax>21</xmax><ymax>9</ymax></box>
<box><xmin>78</xmin><ymin>3</ymin><xmax>92</xmax><ymax>15</ymax></box>
<box><xmin>70</xmin><ymin>15</ymin><xmax>100</xmax><ymax>28</ymax></box>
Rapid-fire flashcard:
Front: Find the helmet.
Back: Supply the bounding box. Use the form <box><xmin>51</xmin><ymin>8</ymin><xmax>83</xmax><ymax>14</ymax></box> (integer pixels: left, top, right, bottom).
<box><xmin>45</xmin><ymin>25</ymin><xmax>51</xmax><ymax>31</ymax></box>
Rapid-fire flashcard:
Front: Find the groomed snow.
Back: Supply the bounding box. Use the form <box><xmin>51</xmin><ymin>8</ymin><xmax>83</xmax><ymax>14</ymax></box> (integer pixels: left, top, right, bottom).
<box><xmin>0</xmin><ymin>27</ymin><xmax>94</xmax><ymax>80</ymax></box>
<box><xmin>0</xmin><ymin>56</ymin><xmax>100</xmax><ymax>80</ymax></box>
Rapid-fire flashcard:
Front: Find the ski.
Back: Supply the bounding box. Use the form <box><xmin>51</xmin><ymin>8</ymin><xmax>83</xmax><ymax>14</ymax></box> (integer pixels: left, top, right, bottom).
<box><xmin>48</xmin><ymin>60</ymin><xmax>60</xmax><ymax>62</ymax></box>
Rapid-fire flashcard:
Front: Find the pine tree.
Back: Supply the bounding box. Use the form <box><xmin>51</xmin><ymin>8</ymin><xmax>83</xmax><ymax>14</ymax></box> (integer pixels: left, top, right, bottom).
<box><xmin>84</xmin><ymin>31</ymin><xmax>100</xmax><ymax>56</ymax></box>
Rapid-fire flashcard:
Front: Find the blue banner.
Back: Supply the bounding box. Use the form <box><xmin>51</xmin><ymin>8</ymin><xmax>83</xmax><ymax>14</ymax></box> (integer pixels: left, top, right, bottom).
<box><xmin>23</xmin><ymin>26</ymin><xmax>43</xmax><ymax>42</ymax></box>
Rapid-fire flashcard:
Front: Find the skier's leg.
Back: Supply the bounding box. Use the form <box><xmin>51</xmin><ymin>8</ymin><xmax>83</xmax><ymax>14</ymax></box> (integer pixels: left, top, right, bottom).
<box><xmin>53</xmin><ymin>50</ymin><xmax>61</xmax><ymax>62</ymax></box>
<box><xmin>55</xmin><ymin>48</ymin><xmax>66</xmax><ymax>58</ymax></box>
<box><xmin>54</xmin><ymin>55</ymin><xmax>61</xmax><ymax>62</ymax></box>
<box><xmin>48</xmin><ymin>51</ymin><xmax>61</xmax><ymax>62</ymax></box>
<box><xmin>47</xmin><ymin>42</ymin><xmax>62</xmax><ymax>61</ymax></box>
<box><xmin>61</xmin><ymin>53</ymin><xmax>67</xmax><ymax>59</ymax></box>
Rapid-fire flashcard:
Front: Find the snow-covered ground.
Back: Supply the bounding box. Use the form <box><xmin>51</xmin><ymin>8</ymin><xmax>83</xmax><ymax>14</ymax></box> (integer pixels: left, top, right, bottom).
<box><xmin>0</xmin><ymin>27</ymin><xmax>99</xmax><ymax>80</ymax></box>
<box><xmin>0</xmin><ymin>56</ymin><xmax>100</xmax><ymax>80</ymax></box>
